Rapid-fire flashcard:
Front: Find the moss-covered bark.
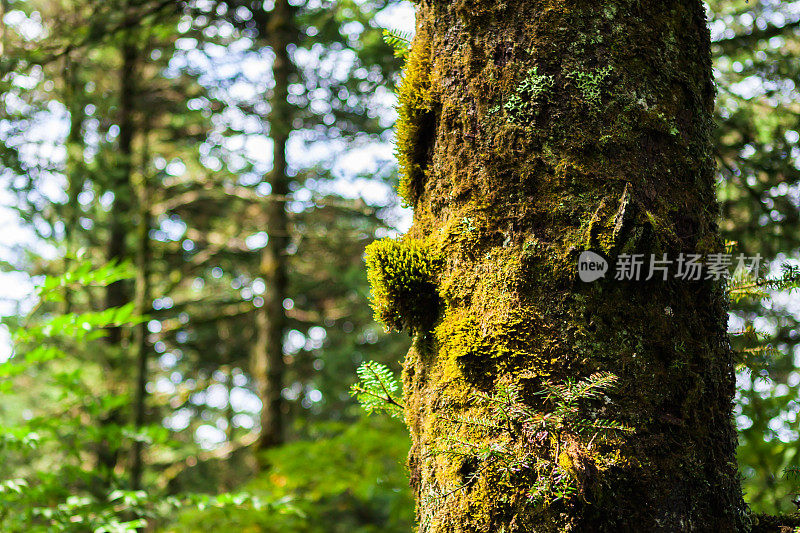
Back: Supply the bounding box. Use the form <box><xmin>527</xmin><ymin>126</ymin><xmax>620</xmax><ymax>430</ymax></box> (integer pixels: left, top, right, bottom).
<box><xmin>370</xmin><ymin>0</ymin><xmax>749</xmax><ymax>530</ymax></box>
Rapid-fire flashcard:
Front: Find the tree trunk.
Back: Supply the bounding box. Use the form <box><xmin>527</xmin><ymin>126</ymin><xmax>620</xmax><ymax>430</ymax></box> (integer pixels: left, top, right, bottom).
<box><xmin>252</xmin><ymin>0</ymin><xmax>296</xmax><ymax>451</ymax></box>
<box><xmin>64</xmin><ymin>55</ymin><xmax>84</xmax><ymax>250</ymax></box>
<box><xmin>0</xmin><ymin>0</ymin><xmax>6</xmax><ymax>57</ymax></box>
<box><xmin>63</xmin><ymin>54</ymin><xmax>85</xmax><ymax>311</ymax></box>
<box><xmin>105</xmin><ymin>39</ymin><xmax>137</xmax><ymax>345</ymax></box>
<box><xmin>383</xmin><ymin>1</ymin><xmax>748</xmax><ymax>531</ymax></box>
<box><xmin>96</xmin><ymin>37</ymin><xmax>138</xmax><ymax>479</ymax></box>
<box><xmin>130</xmin><ymin>127</ymin><xmax>151</xmax><ymax>491</ymax></box>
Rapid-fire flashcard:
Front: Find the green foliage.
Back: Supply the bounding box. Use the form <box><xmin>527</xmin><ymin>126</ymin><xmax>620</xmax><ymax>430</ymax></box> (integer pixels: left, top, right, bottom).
<box><xmin>0</xmin><ymin>260</ymin><xmax>145</xmax><ymax>531</ymax></box>
<box><xmin>365</xmin><ymin>238</ymin><xmax>440</xmax><ymax>332</ymax></box>
<box><xmin>503</xmin><ymin>67</ymin><xmax>554</xmax><ymax>123</ymax></box>
<box><xmin>727</xmin><ymin>262</ymin><xmax>800</xmax><ymax>513</ymax></box>
<box><xmin>15</xmin><ymin>304</ymin><xmax>140</xmax><ymax>343</ymax></box>
<box><xmin>538</xmin><ymin>372</ymin><xmax>633</xmax><ymax>437</ymax></box>
<box><xmin>1</xmin><ymin>486</ymin><xmax>292</xmax><ymax>533</ymax></box>
<box><xmin>730</xmin><ymin>323</ymin><xmax>781</xmax><ymax>375</ymax></box>
<box><xmin>728</xmin><ymin>263</ymin><xmax>800</xmax><ymax>304</ymax></box>
<box><xmin>566</xmin><ymin>66</ymin><xmax>611</xmax><ymax>110</ymax></box>
<box><xmin>706</xmin><ymin>0</ymin><xmax>800</xmax><ymax>513</ymax></box>
<box><xmin>382</xmin><ymin>28</ymin><xmax>411</xmax><ymax>60</ymax></box>
<box><xmin>727</xmin><ymin>264</ymin><xmax>800</xmax><ymax>375</ymax></box>
<box><xmin>433</xmin><ymin>373</ymin><xmax>630</xmax><ymax>509</ymax></box>
<box><xmin>0</xmin><ymin>260</ymin><xmax>295</xmax><ymax>531</ymax></box>
<box><xmin>39</xmin><ymin>257</ymin><xmax>135</xmax><ymax>300</ymax></box>
<box><xmin>169</xmin><ymin>417</ymin><xmax>414</xmax><ymax>533</ymax></box>
<box><xmin>3</xmin><ymin>0</ymin><xmax>413</xmax><ymax>529</ymax></box>
<box><xmin>351</xmin><ymin>361</ymin><xmax>404</xmax><ymax>418</ymax></box>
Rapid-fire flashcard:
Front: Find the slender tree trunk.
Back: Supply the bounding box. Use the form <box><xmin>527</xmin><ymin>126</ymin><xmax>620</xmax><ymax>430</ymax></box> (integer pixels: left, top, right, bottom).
<box><xmin>0</xmin><ymin>0</ymin><xmax>7</xmax><ymax>113</ymax></box>
<box><xmin>96</xmin><ymin>38</ymin><xmax>138</xmax><ymax>478</ymax></box>
<box><xmin>225</xmin><ymin>366</ymin><xmax>236</xmax><ymax>444</ymax></box>
<box><xmin>389</xmin><ymin>1</ymin><xmax>747</xmax><ymax>531</ymax></box>
<box><xmin>105</xmin><ymin>39</ymin><xmax>137</xmax><ymax>345</ymax></box>
<box><xmin>130</xmin><ymin>128</ymin><xmax>151</xmax><ymax>491</ymax></box>
<box><xmin>62</xmin><ymin>55</ymin><xmax>85</xmax><ymax>312</ymax></box>
<box><xmin>64</xmin><ymin>56</ymin><xmax>85</xmax><ymax>255</ymax></box>
<box><xmin>219</xmin><ymin>323</ymin><xmax>236</xmax><ymax>445</ymax></box>
<box><xmin>0</xmin><ymin>0</ymin><xmax>7</xmax><ymax>57</ymax></box>
<box><xmin>252</xmin><ymin>0</ymin><xmax>296</xmax><ymax>451</ymax></box>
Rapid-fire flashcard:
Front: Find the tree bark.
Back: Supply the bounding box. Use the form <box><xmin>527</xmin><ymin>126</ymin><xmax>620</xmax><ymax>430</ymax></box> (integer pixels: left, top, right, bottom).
<box><xmin>388</xmin><ymin>1</ymin><xmax>748</xmax><ymax>531</ymax></box>
<box><xmin>252</xmin><ymin>0</ymin><xmax>296</xmax><ymax>451</ymax></box>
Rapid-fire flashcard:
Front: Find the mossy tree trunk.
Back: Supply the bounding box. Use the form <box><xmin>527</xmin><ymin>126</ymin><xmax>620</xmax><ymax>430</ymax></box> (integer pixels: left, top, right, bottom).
<box><xmin>373</xmin><ymin>0</ymin><xmax>748</xmax><ymax>531</ymax></box>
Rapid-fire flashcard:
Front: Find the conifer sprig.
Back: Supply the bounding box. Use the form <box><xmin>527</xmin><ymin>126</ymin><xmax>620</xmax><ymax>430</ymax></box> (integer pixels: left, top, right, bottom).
<box><xmin>728</xmin><ymin>263</ymin><xmax>800</xmax><ymax>303</ymax></box>
<box><xmin>729</xmin><ymin>323</ymin><xmax>782</xmax><ymax>373</ymax></box>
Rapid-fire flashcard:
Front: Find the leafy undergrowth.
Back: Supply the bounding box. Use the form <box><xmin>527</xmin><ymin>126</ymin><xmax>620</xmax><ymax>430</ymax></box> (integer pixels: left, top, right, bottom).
<box><xmin>165</xmin><ymin>416</ymin><xmax>414</xmax><ymax>533</ymax></box>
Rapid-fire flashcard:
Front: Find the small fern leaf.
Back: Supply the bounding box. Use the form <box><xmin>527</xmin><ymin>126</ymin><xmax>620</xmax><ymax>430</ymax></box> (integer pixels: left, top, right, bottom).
<box><xmin>383</xmin><ymin>28</ymin><xmax>411</xmax><ymax>59</ymax></box>
<box><xmin>350</xmin><ymin>361</ymin><xmax>404</xmax><ymax>418</ymax></box>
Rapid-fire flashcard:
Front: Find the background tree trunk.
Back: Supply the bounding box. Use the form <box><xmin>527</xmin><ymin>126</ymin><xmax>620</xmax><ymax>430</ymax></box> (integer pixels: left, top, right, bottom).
<box><xmin>63</xmin><ymin>54</ymin><xmax>85</xmax><ymax>265</ymax></box>
<box><xmin>0</xmin><ymin>0</ymin><xmax>6</xmax><ymax>57</ymax></box>
<box><xmin>95</xmin><ymin>36</ymin><xmax>138</xmax><ymax>481</ymax></box>
<box><xmin>105</xmin><ymin>39</ymin><xmax>137</xmax><ymax>346</ymax></box>
<box><xmin>130</xmin><ymin>125</ymin><xmax>152</xmax><ymax>491</ymax></box>
<box><xmin>252</xmin><ymin>0</ymin><xmax>296</xmax><ymax>451</ymax></box>
<box><xmin>394</xmin><ymin>1</ymin><xmax>748</xmax><ymax>530</ymax></box>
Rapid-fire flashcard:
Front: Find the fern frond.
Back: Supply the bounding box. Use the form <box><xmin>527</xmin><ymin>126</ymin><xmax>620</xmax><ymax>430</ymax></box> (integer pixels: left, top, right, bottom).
<box><xmin>727</xmin><ymin>277</ymin><xmax>770</xmax><ymax>303</ymax></box>
<box><xmin>383</xmin><ymin>28</ymin><xmax>411</xmax><ymax>59</ymax></box>
<box><xmin>730</xmin><ymin>317</ymin><xmax>783</xmax><ymax>373</ymax></box>
<box><xmin>542</xmin><ymin>372</ymin><xmax>618</xmax><ymax>403</ymax></box>
<box><xmin>771</xmin><ymin>263</ymin><xmax>800</xmax><ymax>291</ymax></box>
<box><xmin>728</xmin><ymin>324</ymin><xmax>760</xmax><ymax>340</ymax></box>
<box><xmin>784</xmin><ymin>465</ymin><xmax>800</xmax><ymax>481</ymax></box>
<box><xmin>350</xmin><ymin>361</ymin><xmax>404</xmax><ymax>418</ymax></box>
<box><xmin>737</xmin><ymin>345</ymin><xmax>781</xmax><ymax>358</ymax></box>
<box><xmin>734</xmin><ymin>344</ymin><xmax>781</xmax><ymax>374</ymax></box>
<box><xmin>565</xmin><ymin>372</ymin><xmax>618</xmax><ymax>402</ymax></box>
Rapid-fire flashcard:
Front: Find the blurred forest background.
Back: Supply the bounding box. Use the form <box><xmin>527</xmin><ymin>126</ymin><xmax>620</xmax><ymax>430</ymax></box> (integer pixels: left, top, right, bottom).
<box><xmin>0</xmin><ymin>0</ymin><xmax>799</xmax><ymax>531</ymax></box>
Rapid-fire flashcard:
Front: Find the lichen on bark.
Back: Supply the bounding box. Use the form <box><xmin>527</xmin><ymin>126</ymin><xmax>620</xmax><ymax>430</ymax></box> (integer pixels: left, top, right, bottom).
<box><xmin>373</xmin><ymin>0</ymin><xmax>749</xmax><ymax>531</ymax></box>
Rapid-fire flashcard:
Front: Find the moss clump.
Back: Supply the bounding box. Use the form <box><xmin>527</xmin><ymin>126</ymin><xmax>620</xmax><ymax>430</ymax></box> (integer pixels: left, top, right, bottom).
<box><xmin>396</xmin><ymin>28</ymin><xmax>436</xmax><ymax>206</ymax></box>
<box><xmin>365</xmin><ymin>238</ymin><xmax>441</xmax><ymax>333</ymax></box>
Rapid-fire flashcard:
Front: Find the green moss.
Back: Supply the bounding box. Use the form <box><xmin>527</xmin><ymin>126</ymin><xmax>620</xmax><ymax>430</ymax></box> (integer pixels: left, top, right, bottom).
<box><xmin>365</xmin><ymin>238</ymin><xmax>441</xmax><ymax>333</ymax></box>
<box><xmin>433</xmin><ymin>307</ymin><xmax>532</xmax><ymax>388</ymax></box>
<box><xmin>396</xmin><ymin>29</ymin><xmax>436</xmax><ymax>206</ymax></box>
